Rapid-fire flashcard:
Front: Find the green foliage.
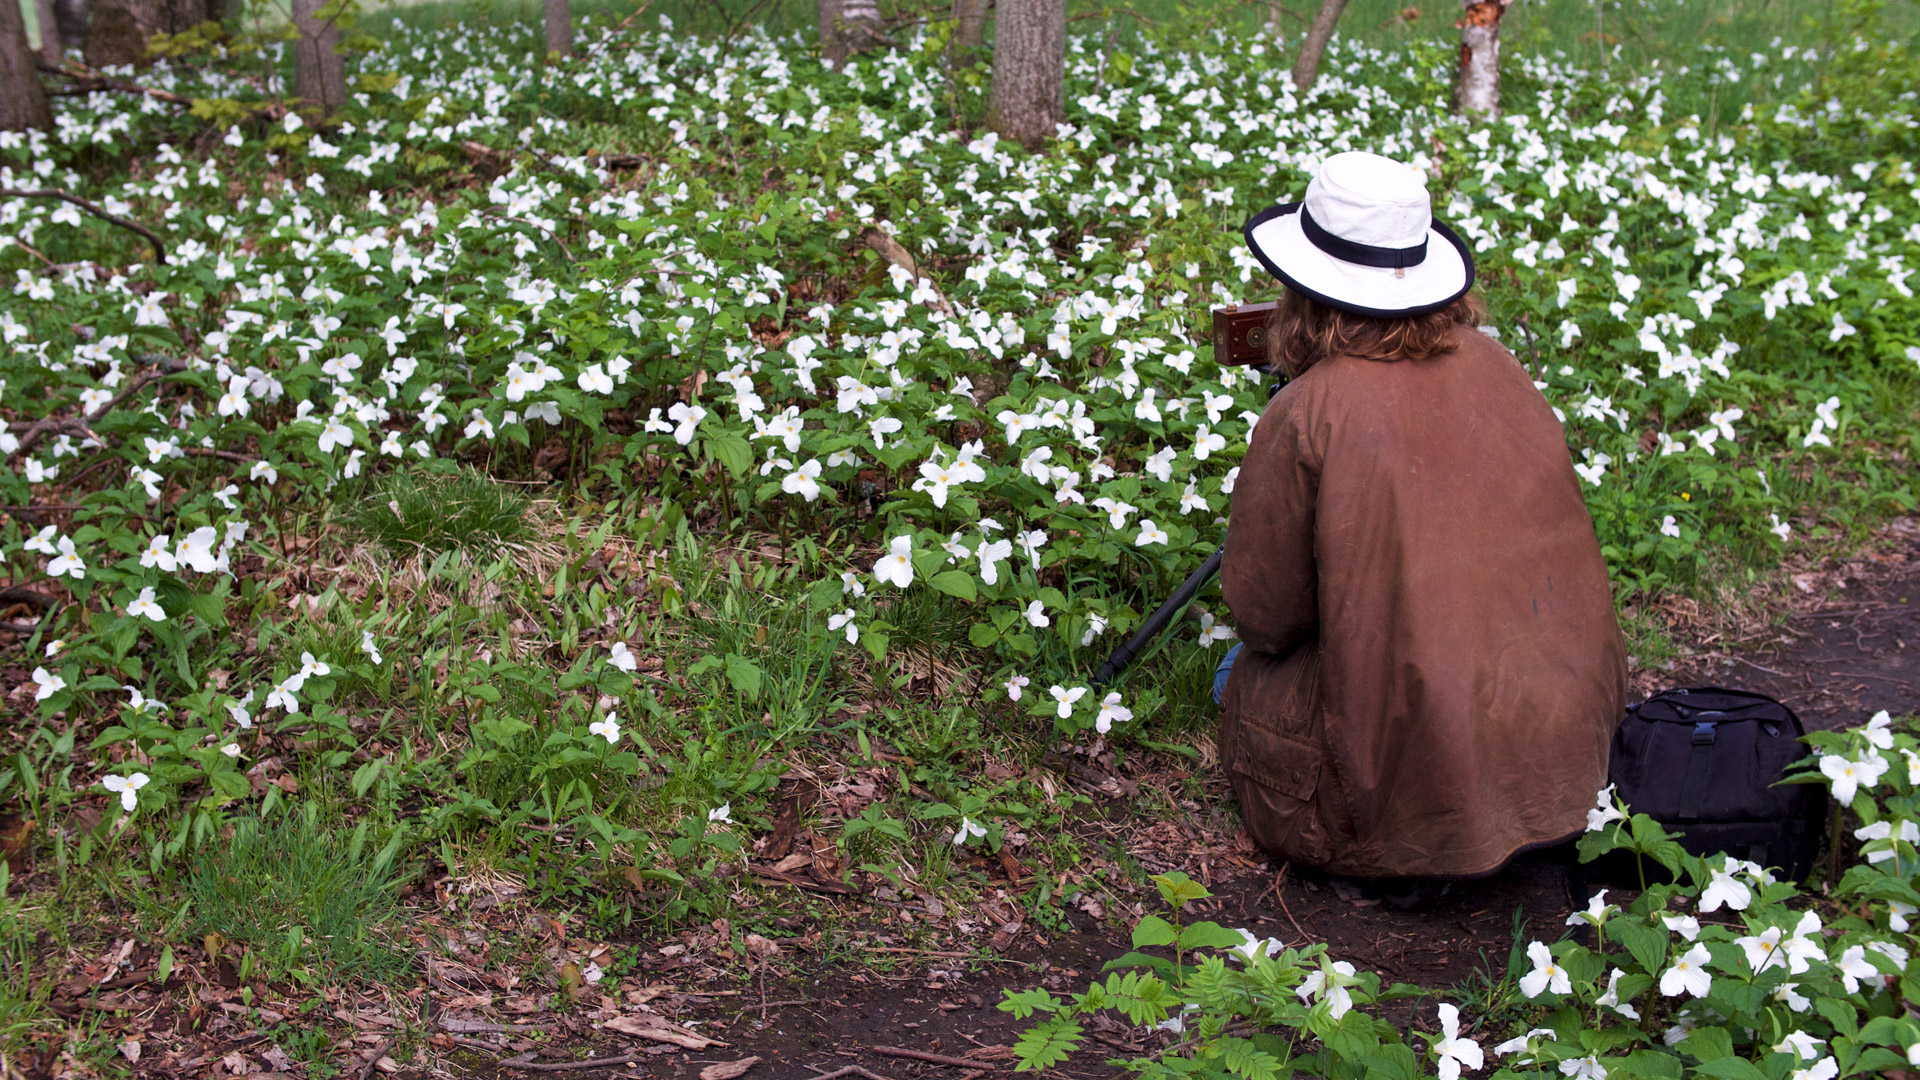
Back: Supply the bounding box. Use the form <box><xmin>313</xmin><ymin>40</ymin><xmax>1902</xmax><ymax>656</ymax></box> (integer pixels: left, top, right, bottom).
<box><xmin>1000</xmin><ymin>714</ymin><xmax>1920</xmax><ymax>1078</ymax></box>
<box><xmin>183</xmin><ymin>805</ymin><xmax>412</xmax><ymax>986</ymax></box>
<box><xmin>343</xmin><ymin>467</ymin><xmax>533</xmax><ymax>556</ymax></box>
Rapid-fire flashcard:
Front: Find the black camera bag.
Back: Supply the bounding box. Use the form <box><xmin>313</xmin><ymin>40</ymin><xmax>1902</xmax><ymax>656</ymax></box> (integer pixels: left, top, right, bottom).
<box><xmin>1603</xmin><ymin>686</ymin><xmax>1826</xmax><ymax>880</ymax></box>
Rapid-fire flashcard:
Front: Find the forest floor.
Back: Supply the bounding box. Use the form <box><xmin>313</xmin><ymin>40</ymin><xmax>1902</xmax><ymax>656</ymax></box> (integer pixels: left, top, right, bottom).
<box><xmin>23</xmin><ymin>518</ymin><xmax>1919</xmax><ymax>1080</ymax></box>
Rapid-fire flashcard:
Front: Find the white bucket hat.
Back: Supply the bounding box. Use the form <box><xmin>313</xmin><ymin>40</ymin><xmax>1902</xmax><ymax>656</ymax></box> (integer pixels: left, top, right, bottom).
<box><xmin>1243</xmin><ymin>151</ymin><xmax>1474</xmax><ymax>317</ymax></box>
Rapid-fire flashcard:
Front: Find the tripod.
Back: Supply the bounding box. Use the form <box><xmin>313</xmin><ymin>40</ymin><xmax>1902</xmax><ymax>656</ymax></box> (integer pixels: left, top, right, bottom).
<box><xmin>1087</xmin><ymin>365</ymin><xmax>1284</xmax><ymax>688</ymax></box>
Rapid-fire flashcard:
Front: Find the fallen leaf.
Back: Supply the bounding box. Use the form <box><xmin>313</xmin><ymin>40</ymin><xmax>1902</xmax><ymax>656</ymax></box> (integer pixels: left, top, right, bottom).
<box><xmin>699</xmin><ymin>1057</ymin><xmax>762</xmax><ymax>1080</ymax></box>
<box><xmin>118</xmin><ymin>1040</ymin><xmax>141</xmax><ymax>1063</ymax></box>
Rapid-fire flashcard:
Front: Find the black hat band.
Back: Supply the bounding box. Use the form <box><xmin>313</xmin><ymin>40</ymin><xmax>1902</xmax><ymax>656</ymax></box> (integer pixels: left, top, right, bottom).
<box><xmin>1299</xmin><ymin>206</ymin><xmax>1429</xmax><ymax>270</ymax></box>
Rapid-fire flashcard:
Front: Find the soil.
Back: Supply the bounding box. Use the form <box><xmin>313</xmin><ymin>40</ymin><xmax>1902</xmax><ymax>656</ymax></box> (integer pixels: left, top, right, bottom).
<box><xmin>20</xmin><ymin>525</ymin><xmax>1920</xmax><ymax>1080</ymax></box>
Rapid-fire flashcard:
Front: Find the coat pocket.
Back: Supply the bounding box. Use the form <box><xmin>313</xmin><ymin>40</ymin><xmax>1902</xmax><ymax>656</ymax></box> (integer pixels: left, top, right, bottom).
<box><xmin>1228</xmin><ymin>723</ymin><xmax>1333</xmax><ymax>867</ymax></box>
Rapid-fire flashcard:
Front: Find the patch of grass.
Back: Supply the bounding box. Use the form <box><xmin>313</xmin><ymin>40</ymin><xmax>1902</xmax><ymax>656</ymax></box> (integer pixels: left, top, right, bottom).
<box><xmin>344</xmin><ymin>468</ymin><xmax>534</xmax><ymax>557</ymax></box>
<box><xmin>184</xmin><ymin>807</ymin><xmax>412</xmax><ymax>987</ymax></box>
<box><xmin>0</xmin><ymin>865</ymin><xmax>58</xmax><ymax>1056</ymax></box>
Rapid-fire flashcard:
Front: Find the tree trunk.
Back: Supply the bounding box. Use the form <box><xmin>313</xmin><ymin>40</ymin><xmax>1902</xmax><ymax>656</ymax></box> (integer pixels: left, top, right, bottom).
<box><xmin>1454</xmin><ymin>0</ymin><xmax>1507</xmax><ymax>115</ymax></box>
<box><xmin>52</xmin><ymin>0</ymin><xmax>87</xmax><ymax>53</ymax></box>
<box><xmin>1289</xmin><ymin>0</ymin><xmax>1348</xmax><ymax>93</ymax></box>
<box><xmin>1</xmin><ymin>0</ymin><xmax>52</xmax><ymax>130</ymax></box>
<box><xmin>818</xmin><ymin>0</ymin><xmax>886</xmax><ymax>69</ymax></box>
<box><xmin>33</xmin><ymin>0</ymin><xmax>61</xmax><ymax>59</ymax></box>
<box><xmin>543</xmin><ymin>0</ymin><xmax>569</xmax><ymax>59</ymax></box>
<box><xmin>290</xmin><ymin>0</ymin><xmax>344</xmax><ymax>110</ymax></box>
<box><xmin>81</xmin><ymin>0</ymin><xmax>214</xmax><ymax>66</ymax></box>
<box><xmin>953</xmin><ymin>0</ymin><xmax>985</xmax><ymax>63</ymax></box>
<box><xmin>985</xmin><ymin>0</ymin><xmax>1062</xmax><ymax>151</ymax></box>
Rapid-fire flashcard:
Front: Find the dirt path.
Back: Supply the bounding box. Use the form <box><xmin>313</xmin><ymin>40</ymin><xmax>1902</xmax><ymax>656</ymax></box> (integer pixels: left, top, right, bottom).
<box><xmin>1657</xmin><ymin>519</ymin><xmax>1920</xmax><ymax>729</ymax></box>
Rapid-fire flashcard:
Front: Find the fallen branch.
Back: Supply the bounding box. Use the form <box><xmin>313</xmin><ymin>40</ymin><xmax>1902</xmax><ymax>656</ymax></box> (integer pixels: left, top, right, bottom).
<box><xmin>7</xmin><ymin>356</ymin><xmax>187</xmax><ymax>462</ymax></box>
<box><xmin>37</xmin><ymin>60</ymin><xmax>196</xmax><ymax>107</ymax></box>
<box><xmin>873</xmin><ymin>1047</ymin><xmax>1006</xmax><ymax>1070</ymax></box>
<box><xmin>499</xmin><ymin>1054</ymin><xmax>650</xmax><ymax>1072</ymax></box>
<box><xmin>0</xmin><ymin>189</ymin><xmax>168</xmax><ymax>263</ymax></box>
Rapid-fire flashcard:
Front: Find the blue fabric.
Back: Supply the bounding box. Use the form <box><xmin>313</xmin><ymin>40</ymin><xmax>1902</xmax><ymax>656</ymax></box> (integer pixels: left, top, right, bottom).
<box><xmin>1213</xmin><ymin>643</ymin><xmax>1243</xmax><ymax>705</ymax></box>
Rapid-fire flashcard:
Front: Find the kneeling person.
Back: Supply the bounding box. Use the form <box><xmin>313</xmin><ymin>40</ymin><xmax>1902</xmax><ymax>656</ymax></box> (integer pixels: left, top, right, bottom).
<box><xmin>1218</xmin><ymin>151</ymin><xmax>1627</xmax><ymax>881</ymax></box>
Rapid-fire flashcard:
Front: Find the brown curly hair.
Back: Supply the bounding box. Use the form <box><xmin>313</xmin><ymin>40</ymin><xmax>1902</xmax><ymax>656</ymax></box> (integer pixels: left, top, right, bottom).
<box><xmin>1266</xmin><ymin>288</ymin><xmax>1487</xmax><ymax>379</ymax></box>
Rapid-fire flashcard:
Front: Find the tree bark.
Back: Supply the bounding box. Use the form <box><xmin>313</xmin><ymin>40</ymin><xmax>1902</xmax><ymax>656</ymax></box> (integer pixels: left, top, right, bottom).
<box><xmin>52</xmin><ymin>0</ymin><xmax>86</xmax><ymax>53</ymax></box>
<box><xmin>1</xmin><ymin>0</ymin><xmax>52</xmax><ymax>129</ymax></box>
<box><xmin>1289</xmin><ymin>0</ymin><xmax>1348</xmax><ymax>93</ymax></box>
<box><xmin>543</xmin><ymin>0</ymin><xmax>569</xmax><ymax>59</ymax></box>
<box><xmin>1454</xmin><ymin>0</ymin><xmax>1508</xmax><ymax>116</ymax></box>
<box><xmin>985</xmin><ymin>0</ymin><xmax>1062</xmax><ymax>151</ymax></box>
<box><xmin>81</xmin><ymin>0</ymin><xmax>216</xmax><ymax>66</ymax></box>
<box><xmin>32</xmin><ymin>0</ymin><xmax>60</xmax><ymax>59</ymax></box>
<box><xmin>818</xmin><ymin>0</ymin><xmax>886</xmax><ymax>69</ymax></box>
<box><xmin>952</xmin><ymin>0</ymin><xmax>985</xmax><ymax>63</ymax></box>
<box><xmin>290</xmin><ymin>0</ymin><xmax>344</xmax><ymax>110</ymax></box>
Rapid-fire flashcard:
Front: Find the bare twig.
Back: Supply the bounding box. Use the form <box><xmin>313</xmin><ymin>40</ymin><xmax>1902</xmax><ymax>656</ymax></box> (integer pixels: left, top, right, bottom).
<box><xmin>356</xmin><ymin>1038</ymin><xmax>392</xmax><ymax>1080</ymax></box>
<box><xmin>807</xmin><ymin>1068</ymin><xmax>897</xmax><ymax>1080</ymax></box>
<box><xmin>7</xmin><ymin>356</ymin><xmax>187</xmax><ymax>462</ymax></box>
<box><xmin>37</xmin><ymin>60</ymin><xmax>196</xmax><ymax>107</ymax></box>
<box><xmin>0</xmin><ymin>189</ymin><xmax>168</xmax><ymax>263</ymax></box>
<box><xmin>500</xmin><ymin>1053</ymin><xmax>650</xmax><ymax>1072</ymax></box>
<box><xmin>873</xmin><ymin>1047</ymin><xmax>1005</xmax><ymax>1070</ymax></box>
<box><xmin>477</xmin><ymin>211</ymin><xmax>577</xmax><ymax>263</ymax></box>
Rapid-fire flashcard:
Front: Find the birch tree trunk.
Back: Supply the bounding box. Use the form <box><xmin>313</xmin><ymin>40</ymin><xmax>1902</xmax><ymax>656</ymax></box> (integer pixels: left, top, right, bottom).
<box><xmin>543</xmin><ymin>0</ymin><xmax>569</xmax><ymax>59</ymax></box>
<box><xmin>290</xmin><ymin>0</ymin><xmax>344</xmax><ymax>110</ymax></box>
<box><xmin>985</xmin><ymin>0</ymin><xmax>1062</xmax><ymax>151</ymax></box>
<box><xmin>953</xmin><ymin>0</ymin><xmax>986</xmax><ymax>64</ymax></box>
<box><xmin>818</xmin><ymin>0</ymin><xmax>886</xmax><ymax>69</ymax></box>
<box><xmin>1290</xmin><ymin>0</ymin><xmax>1349</xmax><ymax>93</ymax></box>
<box><xmin>1455</xmin><ymin>0</ymin><xmax>1509</xmax><ymax>116</ymax></box>
<box><xmin>1</xmin><ymin>0</ymin><xmax>52</xmax><ymax>130</ymax></box>
<box><xmin>33</xmin><ymin>0</ymin><xmax>61</xmax><ymax>59</ymax></box>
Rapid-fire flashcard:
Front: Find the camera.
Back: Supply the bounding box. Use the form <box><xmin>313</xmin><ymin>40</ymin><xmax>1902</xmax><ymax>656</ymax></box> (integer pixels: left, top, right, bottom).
<box><xmin>1211</xmin><ymin>301</ymin><xmax>1277</xmax><ymax>366</ymax></box>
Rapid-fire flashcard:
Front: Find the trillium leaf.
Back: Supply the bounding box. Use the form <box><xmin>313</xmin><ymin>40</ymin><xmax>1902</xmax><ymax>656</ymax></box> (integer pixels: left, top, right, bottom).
<box><xmin>929</xmin><ymin>570</ymin><xmax>977</xmax><ymax>601</ymax></box>
<box><xmin>1608</xmin><ymin>918</ymin><xmax>1669</xmax><ymax>975</ymax></box>
<box><xmin>968</xmin><ymin>623</ymin><xmax>999</xmax><ymax>647</ymax></box>
<box><xmin>1177</xmin><ymin>920</ymin><xmax>1250</xmax><ymax>951</ymax></box>
<box><xmin>1689</xmin><ymin>1060</ymin><xmax>1765</xmax><ymax>1080</ymax></box>
<box><xmin>1677</xmin><ymin>1027</ymin><xmax>1733</xmax><ymax>1062</ymax></box>
<box><xmin>723</xmin><ymin>653</ymin><xmax>762</xmax><ymax>698</ymax></box>
<box><xmin>1130</xmin><ymin>915</ymin><xmax>1178</xmax><ymax>949</ymax></box>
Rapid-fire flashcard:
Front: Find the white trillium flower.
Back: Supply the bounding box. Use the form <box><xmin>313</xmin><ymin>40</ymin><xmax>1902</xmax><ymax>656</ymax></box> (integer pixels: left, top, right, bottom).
<box><xmin>101</xmin><ymin>772</ymin><xmax>150</xmax><ymax>812</ymax></box>
<box><xmin>707</xmin><ymin>803</ymin><xmax>732</xmax><ymax>825</ymax></box>
<box><xmin>1660</xmin><ymin>943</ymin><xmax>1713</xmax><ymax>998</ymax></box>
<box><xmin>1093</xmin><ymin>692</ymin><xmax>1133</xmax><ymax>733</ymax></box>
<box><xmin>1594</xmin><ymin>968</ymin><xmax>1640</xmax><ymax>1019</ymax></box>
<box><xmin>589</xmin><ymin>714</ymin><xmax>622</xmax><ymax>743</ymax></box>
<box><xmin>31</xmin><ymin>666</ymin><xmax>66</xmax><ymax>702</ymax></box>
<box><xmin>1048</xmin><ymin>684</ymin><xmax>1087</xmax><ymax>719</ymax></box>
<box><xmin>608</xmin><ymin>641</ymin><xmax>638</xmax><ymax>672</ymax></box>
<box><xmin>1518</xmin><ymin>941</ymin><xmax>1571</xmax><ymax>998</ymax></box>
<box><xmin>873</xmin><ymin>535</ymin><xmax>915</xmax><ymax>588</ymax></box>
<box><xmin>953</xmin><ymin>816</ymin><xmax>988</xmax><ymax>846</ymax></box>
<box><xmin>826</xmin><ymin>609</ymin><xmax>858</xmax><ymax>644</ymax></box>
<box><xmin>1430</xmin><ymin>1003</ymin><xmax>1484</xmax><ymax>1080</ymax></box>
<box><xmin>1294</xmin><ymin>959</ymin><xmax>1359</xmax><ymax>1019</ymax></box>
<box><xmin>127</xmin><ymin>586</ymin><xmax>166</xmax><ymax>622</ymax></box>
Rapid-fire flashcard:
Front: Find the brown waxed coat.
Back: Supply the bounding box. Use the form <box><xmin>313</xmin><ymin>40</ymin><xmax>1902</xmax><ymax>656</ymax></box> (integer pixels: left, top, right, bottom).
<box><xmin>1219</xmin><ymin>328</ymin><xmax>1627</xmax><ymax>880</ymax></box>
